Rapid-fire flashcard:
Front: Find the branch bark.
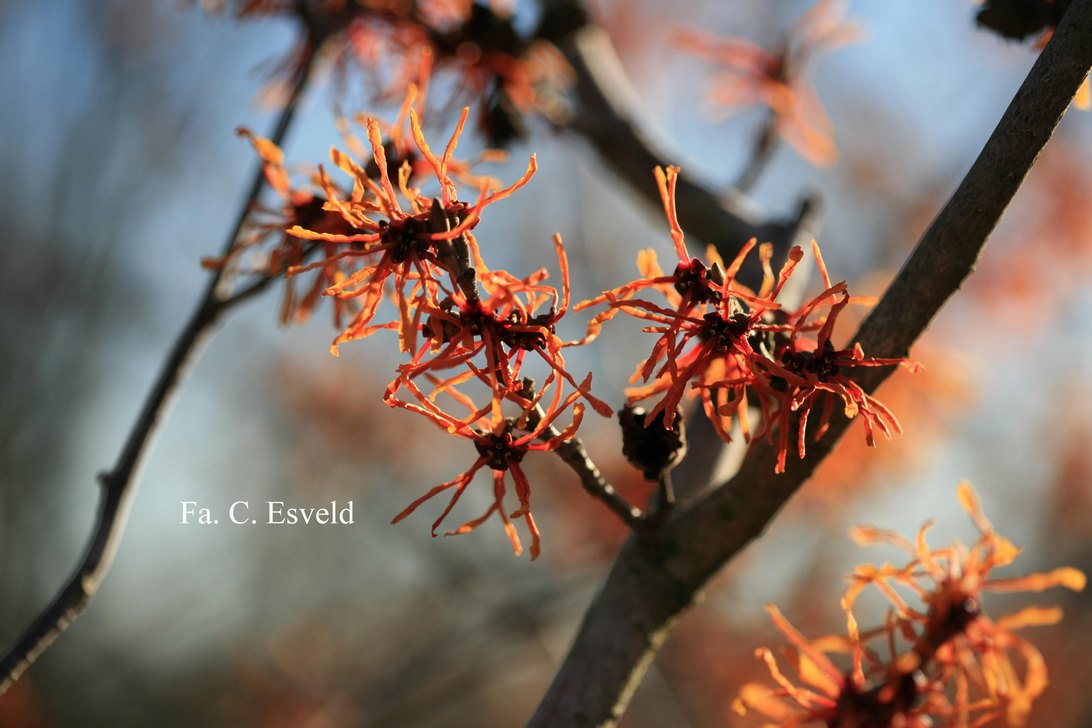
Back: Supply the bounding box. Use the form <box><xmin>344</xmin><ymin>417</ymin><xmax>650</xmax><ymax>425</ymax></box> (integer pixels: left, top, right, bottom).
<box><xmin>530</xmin><ymin>2</ymin><xmax>1092</xmax><ymax>724</ymax></box>
<box><xmin>561</xmin><ymin>24</ymin><xmax>822</xmax><ymax>279</ymax></box>
<box><xmin>0</xmin><ymin>41</ymin><xmax>319</xmax><ymax>696</ymax></box>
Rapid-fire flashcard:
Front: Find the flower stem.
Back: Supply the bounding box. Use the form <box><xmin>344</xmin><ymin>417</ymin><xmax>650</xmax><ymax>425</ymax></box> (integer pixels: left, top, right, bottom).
<box><xmin>735</xmin><ymin>113</ymin><xmax>779</xmax><ymax>193</ymax></box>
<box><xmin>524</xmin><ymin>394</ymin><xmax>647</xmax><ymax>533</ymax></box>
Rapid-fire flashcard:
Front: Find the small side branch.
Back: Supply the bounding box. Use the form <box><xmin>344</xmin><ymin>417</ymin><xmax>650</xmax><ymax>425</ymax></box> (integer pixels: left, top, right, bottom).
<box><xmin>558</xmin><ymin>22</ymin><xmax>821</xmax><ymax>271</ymax></box>
<box><xmin>554</xmin><ymin>433</ymin><xmax>648</xmax><ymax>533</ymax></box>
<box><xmin>0</xmin><ymin>41</ymin><xmax>319</xmax><ymax>695</ymax></box>
<box><xmin>526</xmin><ymin>400</ymin><xmax>647</xmax><ymax>533</ymax></box>
<box><xmin>735</xmin><ymin>114</ymin><xmax>779</xmax><ymax>194</ymax></box>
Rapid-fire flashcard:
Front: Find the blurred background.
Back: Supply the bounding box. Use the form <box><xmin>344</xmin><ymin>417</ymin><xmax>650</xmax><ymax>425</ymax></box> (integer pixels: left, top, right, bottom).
<box><xmin>1</xmin><ymin>0</ymin><xmax>1090</xmax><ymax>725</ymax></box>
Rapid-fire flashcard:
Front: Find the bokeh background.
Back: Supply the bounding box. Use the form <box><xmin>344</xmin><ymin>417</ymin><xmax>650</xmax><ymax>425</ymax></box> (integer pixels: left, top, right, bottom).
<box><xmin>1</xmin><ymin>0</ymin><xmax>1090</xmax><ymax>725</ymax></box>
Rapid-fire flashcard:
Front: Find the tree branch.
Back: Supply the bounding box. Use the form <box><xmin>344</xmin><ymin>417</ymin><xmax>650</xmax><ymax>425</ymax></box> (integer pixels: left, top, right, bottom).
<box><xmin>0</xmin><ymin>41</ymin><xmax>319</xmax><ymax>695</ymax></box>
<box><xmin>560</xmin><ymin>24</ymin><xmax>822</xmax><ymax>278</ymax></box>
<box><xmin>527</xmin><ymin>395</ymin><xmax>647</xmax><ymax>533</ymax></box>
<box><xmin>530</xmin><ymin>1</ymin><xmax>1092</xmax><ymax>724</ymax></box>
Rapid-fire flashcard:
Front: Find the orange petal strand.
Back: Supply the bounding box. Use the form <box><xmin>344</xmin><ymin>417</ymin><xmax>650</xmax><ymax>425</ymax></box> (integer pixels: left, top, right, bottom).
<box><xmin>849</xmin><ymin>524</ymin><xmax>914</xmax><ymax>552</ymax></box>
<box><xmin>987</xmin><ymin>567</ymin><xmax>1086</xmax><ymax>593</ymax></box>
<box><xmin>366</xmin><ymin>118</ymin><xmax>399</xmax><ymax>208</ymax></box>
<box><xmin>811</xmin><ymin>239</ymin><xmax>832</xmax><ymax>290</ymax></box>
<box><xmin>993</xmin><ymin>606</ymin><xmax>1064</xmax><ymax>631</ymax></box>
<box><xmin>765</xmin><ymin>605</ymin><xmax>843</xmax><ymax>690</ymax></box>
<box><xmin>957</xmin><ymin>480</ymin><xmax>995</xmax><ymax>535</ymax></box>
<box><xmin>733</xmin><ymin>681</ymin><xmax>796</xmax><ymax>720</ymax></box>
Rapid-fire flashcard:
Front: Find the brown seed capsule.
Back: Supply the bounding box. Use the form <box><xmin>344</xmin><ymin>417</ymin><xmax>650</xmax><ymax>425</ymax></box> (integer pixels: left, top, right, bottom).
<box><xmin>619</xmin><ymin>404</ymin><xmax>687</xmax><ymax>481</ymax></box>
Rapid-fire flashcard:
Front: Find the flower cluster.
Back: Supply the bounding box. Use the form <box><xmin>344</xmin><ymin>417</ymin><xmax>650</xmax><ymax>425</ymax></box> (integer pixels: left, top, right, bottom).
<box><xmin>678</xmin><ymin>0</ymin><xmax>862</xmax><ymax>166</ymax></box>
<box><xmin>221</xmin><ymin>94</ymin><xmax>610</xmax><ymax>557</ymax></box>
<box><xmin>287</xmin><ymin>105</ymin><xmax>536</xmax><ymax>354</ymax></box>
<box><xmin>389</xmin><ymin>377</ymin><xmax>586</xmax><ymax>560</ymax></box>
<box><xmin>206</xmin><ymin>80</ymin><xmax>507</xmax><ymax>321</ymax></box>
<box><xmin>734</xmin><ymin>482</ymin><xmax>1087</xmax><ymax>726</ymax></box>
<box><xmin>577</xmin><ymin>165</ymin><xmax>918</xmax><ymax>473</ymax></box>
<box><xmin>206</xmin><ymin>0</ymin><xmax>574</xmax><ymax>145</ymax></box>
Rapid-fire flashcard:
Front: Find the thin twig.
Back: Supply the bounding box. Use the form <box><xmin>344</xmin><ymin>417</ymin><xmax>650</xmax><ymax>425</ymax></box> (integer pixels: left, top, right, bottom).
<box><xmin>0</xmin><ymin>41</ymin><xmax>320</xmax><ymax>695</ymax></box>
<box><xmin>561</xmin><ymin>26</ymin><xmax>820</xmax><ymax>268</ymax></box>
<box><xmin>735</xmin><ymin>114</ymin><xmax>779</xmax><ymax>193</ymax></box>
<box><xmin>657</xmin><ymin>470</ymin><xmax>675</xmax><ymax>511</ymax></box>
<box><xmin>553</xmin><ymin>434</ymin><xmax>648</xmax><ymax>534</ymax></box>
<box><xmin>643</xmin><ymin>469</ymin><xmax>676</xmax><ymax>533</ymax></box>
<box><xmin>218</xmin><ymin>240</ymin><xmax>320</xmax><ymax>312</ymax></box>
<box><xmin>529</xmin><ymin>1</ymin><xmax>1092</xmax><ymax>724</ymax></box>
<box><xmin>523</xmin><ymin>389</ymin><xmax>647</xmax><ymax>533</ymax></box>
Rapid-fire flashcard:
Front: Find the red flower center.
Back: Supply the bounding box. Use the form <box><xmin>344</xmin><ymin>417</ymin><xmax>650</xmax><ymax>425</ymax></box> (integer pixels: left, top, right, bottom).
<box><xmin>672</xmin><ymin>259</ymin><xmax>723</xmax><ymax>305</ymax></box>
<box><xmin>473</xmin><ymin>428</ymin><xmax>528</xmax><ymax>471</ymax></box>
<box><xmin>698</xmin><ymin>311</ymin><xmax>752</xmax><ymax>352</ymax></box>
<box><xmin>379</xmin><ymin>216</ymin><xmax>432</xmax><ymax>263</ymax></box>
<box><xmin>782</xmin><ymin>340</ymin><xmax>841</xmax><ymax>381</ymax></box>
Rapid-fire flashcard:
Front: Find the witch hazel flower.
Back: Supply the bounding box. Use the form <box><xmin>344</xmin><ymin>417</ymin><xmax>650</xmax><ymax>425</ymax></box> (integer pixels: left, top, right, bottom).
<box><xmin>285</xmin><ymin>105</ymin><xmax>536</xmax><ymax>354</ymax></box>
<box><xmin>578</xmin><ymin>166</ymin><xmax>917</xmax><ymax>472</ymax></box>
<box><xmin>209</xmin><ymin>79</ymin><xmax>498</xmax><ymax>328</ymax></box>
<box><xmin>735</xmin><ymin>482</ymin><xmax>1086</xmax><ymax>726</ymax></box>
<box><xmin>574</xmin><ymin>165</ymin><xmax>746</xmax><ymax>345</ymax></box>
<box><xmin>760</xmin><ymin>242</ymin><xmax>922</xmax><ymax>473</ymax></box>
<box><xmin>389</xmin><ymin>376</ymin><xmax>586</xmax><ymax>560</ymax></box>
<box><xmin>387</xmin><ymin>233</ymin><xmax>612</xmax><ymax>419</ymax></box>
<box><xmin>844</xmin><ymin>482</ymin><xmax>1087</xmax><ymax>726</ymax></box>
<box><xmin>575</xmin><ymin>165</ymin><xmax>801</xmax><ymax>442</ymax></box>
<box><xmin>678</xmin><ymin>0</ymin><xmax>863</xmax><ymax>166</ymax></box>
<box><xmin>204</xmin><ymin>125</ymin><xmax>360</xmax><ymax>325</ymax></box>
<box><xmin>206</xmin><ymin>1</ymin><xmax>574</xmax><ymax>145</ymax></box>
<box><xmin>617</xmin><ymin>242</ymin><xmax>792</xmax><ymax>443</ymax></box>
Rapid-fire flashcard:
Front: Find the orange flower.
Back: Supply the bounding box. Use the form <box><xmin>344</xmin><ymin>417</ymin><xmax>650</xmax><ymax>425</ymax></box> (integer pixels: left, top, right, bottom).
<box><xmin>575</xmin><ymin>167</ymin><xmax>913</xmax><ymax>471</ymax></box>
<box><xmin>575</xmin><ymin>166</ymin><xmax>802</xmax><ymax>442</ymax></box>
<box><xmin>736</xmin><ymin>482</ymin><xmax>1087</xmax><ymax>726</ymax></box>
<box><xmin>203</xmin><ymin>127</ymin><xmax>358</xmax><ymax>325</ymax></box>
<box><xmin>209</xmin><ymin>83</ymin><xmax>519</xmax><ymax>333</ymax></box>
<box><xmin>286</xmin><ymin>106</ymin><xmax>535</xmax><ymax>354</ymax></box>
<box><xmin>846</xmin><ymin>482</ymin><xmax>1086</xmax><ymax>725</ymax></box>
<box><xmin>574</xmin><ymin>166</ymin><xmax>741</xmax><ymax>345</ymax></box>
<box><xmin>617</xmin><ymin>247</ymin><xmax>788</xmax><ymax>442</ymax></box>
<box><xmin>388</xmin><ymin>234</ymin><xmax>612</xmax><ymax>419</ymax></box>
<box><xmin>761</xmin><ymin>243</ymin><xmax>921</xmax><ymax>473</ymax></box>
<box><xmin>679</xmin><ymin>0</ymin><xmax>862</xmax><ymax>166</ymax></box>
<box><xmin>207</xmin><ymin>0</ymin><xmax>574</xmax><ymax>142</ymax></box>
<box><xmin>389</xmin><ymin>376</ymin><xmax>586</xmax><ymax>560</ymax></box>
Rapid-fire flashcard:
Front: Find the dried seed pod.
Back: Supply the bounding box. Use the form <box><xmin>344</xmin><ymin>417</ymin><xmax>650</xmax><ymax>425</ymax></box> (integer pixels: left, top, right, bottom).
<box><xmin>619</xmin><ymin>404</ymin><xmax>687</xmax><ymax>481</ymax></box>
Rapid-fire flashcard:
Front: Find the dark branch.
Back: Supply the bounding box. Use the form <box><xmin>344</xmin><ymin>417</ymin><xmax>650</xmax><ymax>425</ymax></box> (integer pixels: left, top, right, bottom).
<box><xmin>735</xmin><ymin>113</ymin><xmax>780</xmax><ymax>193</ymax></box>
<box><xmin>0</xmin><ymin>41</ymin><xmax>319</xmax><ymax>695</ymax></box>
<box><xmin>527</xmin><ymin>399</ymin><xmax>647</xmax><ymax>534</ymax></box>
<box><xmin>559</xmin><ymin>25</ymin><xmax>822</xmax><ymax>278</ymax></box>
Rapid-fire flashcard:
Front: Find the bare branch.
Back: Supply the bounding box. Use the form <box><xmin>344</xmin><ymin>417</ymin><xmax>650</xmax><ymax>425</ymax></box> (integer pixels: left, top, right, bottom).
<box><xmin>736</xmin><ymin>113</ymin><xmax>780</xmax><ymax>193</ymax></box>
<box><xmin>0</xmin><ymin>41</ymin><xmax>320</xmax><ymax>695</ymax></box>
<box><xmin>530</xmin><ymin>1</ymin><xmax>1092</xmax><ymax>724</ymax></box>
<box><xmin>560</xmin><ymin>24</ymin><xmax>822</xmax><ymax>274</ymax></box>
<box><xmin>527</xmin><ymin>398</ymin><xmax>648</xmax><ymax>533</ymax></box>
